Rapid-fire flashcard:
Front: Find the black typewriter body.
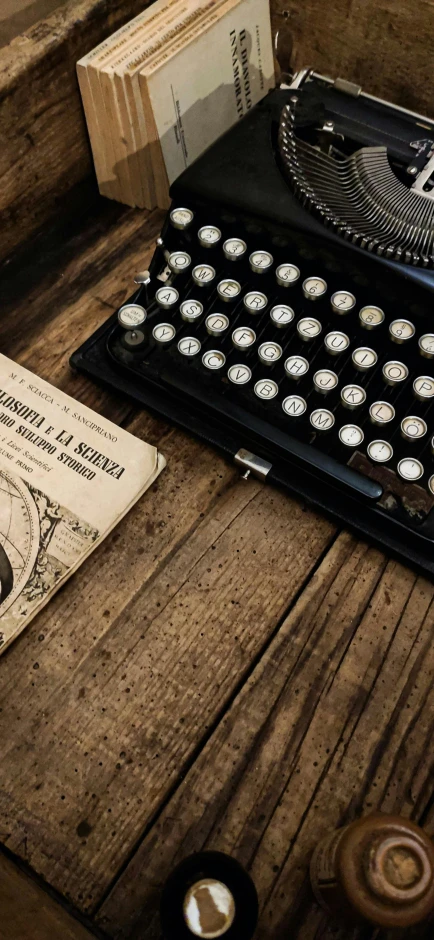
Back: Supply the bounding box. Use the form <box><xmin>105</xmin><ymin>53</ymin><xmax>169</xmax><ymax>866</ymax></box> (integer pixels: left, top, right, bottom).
<box><xmin>72</xmin><ymin>71</ymin><xmax>434</xmax><ymax>576</ymax></box>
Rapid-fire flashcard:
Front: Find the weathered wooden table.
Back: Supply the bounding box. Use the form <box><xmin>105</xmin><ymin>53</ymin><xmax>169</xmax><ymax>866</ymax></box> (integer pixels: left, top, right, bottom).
<box><xmin>0</xmin><ymin>197</ymin><xmax>433</xmax><ymax>940</ymax></box>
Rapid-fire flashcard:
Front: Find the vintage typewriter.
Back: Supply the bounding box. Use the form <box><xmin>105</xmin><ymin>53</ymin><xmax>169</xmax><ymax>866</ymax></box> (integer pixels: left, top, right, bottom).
<box><xmin>72</xmin><ymin>70</ymin><xmax>434</xmax><ymax>575</ymax></box>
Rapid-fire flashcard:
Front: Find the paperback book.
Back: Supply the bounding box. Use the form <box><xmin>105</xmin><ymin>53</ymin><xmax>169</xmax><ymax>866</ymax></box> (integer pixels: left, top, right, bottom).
<box><xmin>77</xmin><ymin>0</ymin><xmax>275</xmax><ymax>208</ymax></box>
<box><xmin>0</xmin><ymin>356</ymin><xmax>165</xmax><ymax>653</ymax></box>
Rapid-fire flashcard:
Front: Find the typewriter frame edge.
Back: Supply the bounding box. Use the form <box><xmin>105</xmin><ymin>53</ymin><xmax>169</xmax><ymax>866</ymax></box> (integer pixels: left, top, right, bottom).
<box><xmin>290</xmin><ymin>68</ymin><xmax>434</xmax><ymax>129</ymax></box>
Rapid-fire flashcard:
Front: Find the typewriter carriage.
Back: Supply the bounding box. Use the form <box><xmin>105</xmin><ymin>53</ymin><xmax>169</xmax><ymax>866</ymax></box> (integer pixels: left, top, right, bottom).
<box><xmin>277</xmin><ymin>69</ymin><xmax>434</xmax><ymax>269</ymax></box>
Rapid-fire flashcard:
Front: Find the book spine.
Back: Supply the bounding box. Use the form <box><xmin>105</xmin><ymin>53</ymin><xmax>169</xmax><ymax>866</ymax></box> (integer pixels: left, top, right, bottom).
<box><xmin>77</xmin><ymin>62</ymin><xmax>113</xmax><ymax>198</ymax></box>
<box><xmin>76</xmin><ymin>0</ymin><xmax>175</xmax><ymax>67</ymax></box>
<box><xmin>114</xmin><ymin>70</ymin><xmax>156</xmax><ymax>208</ymax></box>
<box><xmin>100</xmin><ymin>68</ymin><xmax>136</xmax><ymax>205</ymax></box>
<box><xmin>77</xmin><ymin>0</ymin><xmax>183</xmax><ymax>200</ymax></box>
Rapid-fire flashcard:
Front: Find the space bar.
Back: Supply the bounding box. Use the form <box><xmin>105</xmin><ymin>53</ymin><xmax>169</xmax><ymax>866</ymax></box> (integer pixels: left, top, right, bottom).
<box><xmin>161</xmin><ymin>369</ymin><xmax>383</xmax><ymax>502</ymax></box>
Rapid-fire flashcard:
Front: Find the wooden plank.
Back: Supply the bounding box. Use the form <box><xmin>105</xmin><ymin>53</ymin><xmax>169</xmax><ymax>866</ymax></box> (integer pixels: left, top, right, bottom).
<box><xmin>273</xmin><ymin>0</ymin><xmax>434</xmax><ymax>118</ymax></box>
<box><xmin>0</xmin><ymin>0</ymin><xmax>151</xmax><ymax>262</ymax></box>
<box><xmin>96</xmin><ymin>533</ymin><xmax>434</xmax><ymax>939</ymax></box>
<box><xmin>0</xmin><ymin>850</ymin><xmax>96</xmax><ymax>940</ymax></box>
<box><xmin>0</xmin><ymin>169</ymin><xmax>338</xmax><ymax>916</ymax></box>
<box><xmin>0</xmin><ymin>483</ymin><xmax>335</xmax><ymax>911</ymax></box>
<box><xmin>0</xmin><ymin>1</ymin><xmax>67</xmax><ymax>48</ymax></box>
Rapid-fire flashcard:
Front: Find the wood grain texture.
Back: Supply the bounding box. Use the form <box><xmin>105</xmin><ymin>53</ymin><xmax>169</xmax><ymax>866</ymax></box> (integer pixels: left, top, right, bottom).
<box><xmin>0</xmin><ymin>197</ymin><xmax>336</xmax><ymax>919</ymax></box>
<box><xmin>97</xmin><ymin>533</ymin><xmax>434</xmax><ymax>939</ymax></box>
<box><xmin>0</xmin><ymin>482</ymin><xmax>335</xmax><ymax>912</ymax></box>
<box><xmin>0</xmin><ymin>850</ymin><xmax>96</xmax><ymax>940</ymax></box>
<box><xmin>273</xmin><ymin>0</ymin><xmax>434</xmax><ymax>119</ymax></box>
<box><xmin>0</xmin><ymin>0</ymin><xmax>67</xmax><ymax>48</ymax></box>
<box><xmin>0</xmin><ymin>0</ymin><xmax>150</xmax><ymax>262</ymax></box>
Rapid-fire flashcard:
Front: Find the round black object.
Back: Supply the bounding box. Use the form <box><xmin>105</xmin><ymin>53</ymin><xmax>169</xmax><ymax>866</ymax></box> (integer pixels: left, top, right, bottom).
<box><xmin>160</xmin><ymin>851</ymin><xmax>258</xmax><ymax>940</ymax></box>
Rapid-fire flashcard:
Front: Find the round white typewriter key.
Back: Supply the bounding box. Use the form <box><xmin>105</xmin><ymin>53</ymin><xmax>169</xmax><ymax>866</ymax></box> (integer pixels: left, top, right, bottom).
<box><xmin>232</xmin><ymin>326</ymin><xmax>256</xmax><ymax>349</ymax></box>
<box><xmin>313</xmin><ymin>369</ymin><xmax>338</xmax><ymax>394</ymax></box>
<box><xmin>282</xmin><ymin>395</ymin><xmax>307</xmax><ymax>417</ymax></box>
<box><xmin>389</xmin><ymin>319</ymin><xmax>415</xmax><ymax>343</ymax></box>
<box><xmin>367</xmin><ymin>440</ymin><xmax>393</xmax><ymax>463</ymax></box>
<box><xmin>192</xmin><ymin>264</ymin><xmax>216</xmax><ymax>286</ymax></box>
<box><xmin>205</xmin><ymin>313</ymin><xmax>229</xmax><ymax>336</ymax></box>
<box><xmin>382</xmin><ymin>360</ymin><xmax>409</xmax><ymax>386</ymax></box>
<box><xmin>152</xmin><ymin>322</ymin><xmax>176</xmax><ymax>344</ymax></box>
<box><xmin>302</xmin><ymin>276</ymin><xmax>327</xmax><ymax>300</ymax></box>
<box><xmin>168</xmin><ymin>251</ymin><xmax>191</xmax><ymax>273</ymax></box>
<box><xmin>276</xmin><ymin>263</ymin><xmax>300</xmax><ymax>287</ymax></box>
<box><xmin>170</xmin><ymin>207</ymin><xmax>194</xmax><ymax>230</ymax></box>
<box><xmin>359</xmin><ymin>305</ymin><xmax>385</xmax><ymax>329</ymax></box>
<box><xmin>330</xmin><ymin>291</ymin><xmax>356</xmax><ymax>314</ymax></box>
<box><xmin>202</xmin><ymin>349</ymin><xmax>226</xmax><ymax>370</ymax></box>
<box><xmin>223</xmin><ymin>237</ymin><xmax>247</xmax><ymax>259</ymax></box>
<box><xmin>285</xmin><ymin>355</ymin><xmax>309</xmax><ymax>379</ymax></box>
<box><xmin>180</xmin><ymin>299</ymin><xmax>203</xmax><ymax>323</ymax></box>
<box><xmin>249</xmin><ymin>250</ymin><xmax>273</xmax><ymax>273</ymax></box>
<box><xmin>310</xmin><ymin>408</ymin><xmax>335</xmax><ymax>431</ymax></box>
<box><xmin>324</xmin><ymin>330</ymin><xmax>350</xmax><ymax>355</ymax></box>
<box><xmin>297</xmin><ymin>317</ymin><xmax>322</xmax><ymax>341</ymax></box>
<box><xmin>401</xmin><ymin>416</ymin><xmax>427</xmax><ymax>440</ymax></box>
<box><xmin>118</xmin><ymin>304</ymin><xmax>146</xmax><ymax>329</ymax></box>
<box><xmin>178</xmin><ymin>336</ymin><xmax>201</xmax><ymax>357</ymax></box>
<box><xmin>228</xmin><ymin>364</ymin><xmax>252</xmax><ymax>385</ymax></box>
<box><xmin>341</xmin><ymin>385</ymin><xmax>366</xmax><ymax>409</ymax></box>
<box><xmin>258</xmin><ymin>341</ymin><xmax>282</xmax><ymax>365</ymax></box>
<box><xmin>352</xmin><ymin>347</ymin><xmax>378</xmax><ymax>371</ymax></box>
<box><xmin>369</xmin><ymin>401</ymin><xmax>395</xmax><ymax>425</ymax></box>
<box><xmin>398</xmin><ymin>458</ymin><xmax>424</xmax><ymax>482</ymax></box>
<box><xmin>254</xmin><ymin>378</ymin><xmax>278</xmax><ymax>400</ymax></box>
<box><xmin>429</xmin><ymin>475</ymin><xmax>434</xmax><ymax>495</ymax></box>
<box><xmin>270</xmin><ymin>304</ymin><xmax>294</xmax><ymax>327</ymax></box>
<box><xmin>155</xmin><ymin>286</ymin><xmax>179</xmax><ymax>309</ymax></box>
<box><xmin>244</xmin><ymin>291</ymin><xmax>268</xmax><ymax>313</ymax></box>
<box><xmin>198</xmin><ymin>225</ymin><xmax>221</xmax><ymax>247</ymax></box>
<box><xmin>413</xmin><ymin>375</ymin><xmax>434</xmax><ymax>400</ymax></box>
<box><xmin>339</xmin><ymin>424</ymin><xmax>364</xmax><ymax>447</ymax></box>
<box><xmin>419</xmin><ymin>334</ymin><xmax>434</xmax><ymax>358</ymax></box>
<box><xmin>217</xmin><ymin>278</ymin><xmax>241</xmax><ymax>301</ymax></box>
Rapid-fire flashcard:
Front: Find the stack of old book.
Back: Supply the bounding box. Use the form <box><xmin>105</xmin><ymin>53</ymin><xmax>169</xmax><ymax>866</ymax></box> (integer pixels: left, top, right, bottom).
<box><xmin>77</xmin><ymin>0</ymin><xmax>275</xmax><ymax>209</ymax></box>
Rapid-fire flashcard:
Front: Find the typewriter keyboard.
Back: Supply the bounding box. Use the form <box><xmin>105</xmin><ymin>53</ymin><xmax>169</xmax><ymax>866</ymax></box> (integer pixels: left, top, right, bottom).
<box><xmin>108</xmin><ymin>206</ymin><xmax>434</xmax><ymax>530</ymax></box>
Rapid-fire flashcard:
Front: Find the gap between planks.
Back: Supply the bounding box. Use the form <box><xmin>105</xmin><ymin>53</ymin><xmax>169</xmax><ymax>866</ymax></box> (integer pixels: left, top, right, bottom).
<box><xmin>96</xmin><ymin>536</ymin><xmax>434</xmax><ymax>939</ymax></box>
<box><xmin>92</xmin><ymin>524</ymin><xmax>342</xmax><ymax>918</ymax></box>
<box><xmin>0</xmin><ymin>480</ymin><xmax>336</xmax><ymax>911</ymax></box>
<box><xmin>0</xmin><ymin>844</ymin><xmax>99</xmax><ymax>940</ymax></box>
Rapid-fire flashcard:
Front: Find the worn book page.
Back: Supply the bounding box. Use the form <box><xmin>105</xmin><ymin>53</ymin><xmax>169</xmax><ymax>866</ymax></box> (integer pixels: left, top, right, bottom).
<box><xmin>136</xmin><ymin>0</ymin><xmax>235</xmax><ymax>208</ymax></box>
<box><xmin>0</xmin><ymin>356</ymin><xmax>165</xmax><ymax>653</ymax></box>
<box><xmin>142</xmin><ymin>0</ymin><xmax>275</xmax><ymax>189</ymax></box>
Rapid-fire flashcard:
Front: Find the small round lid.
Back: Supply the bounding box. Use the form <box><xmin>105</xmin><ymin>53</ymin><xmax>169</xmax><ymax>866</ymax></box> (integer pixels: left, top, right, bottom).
<box><xmin>183</xmin><ymin>878</ymin><xmax>235</xmax><ymax>938</ymax></box>
<box><xmin>365</xmin><ymin>834</ymin><xmax>432</xmax><ymax>904</ymax></box>
<box><xmin>337</xmin><ymin>814</ymin><xmax>434</xmax><ymax>928</ymax></box>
